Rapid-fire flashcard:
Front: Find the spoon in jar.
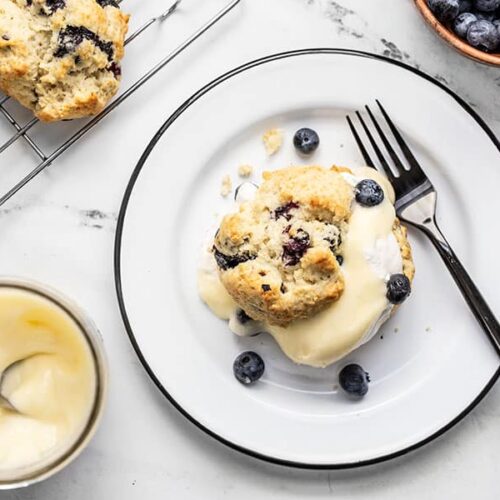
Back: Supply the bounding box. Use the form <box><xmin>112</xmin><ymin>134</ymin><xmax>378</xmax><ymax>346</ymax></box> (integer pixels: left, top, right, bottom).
<box><xmin>0</xmin><ymin>357</ymin><xmax>37</xmax><ymax>413</ymax></box>
<box><xmin>0</xmin><ymin>361</ymin><xmax>19</xmax><ymax>412</ymax></box>
<box><xmin>0</xmin><ymin>393</ymin><xmax>16</xmax><ymax>412</ymax></box>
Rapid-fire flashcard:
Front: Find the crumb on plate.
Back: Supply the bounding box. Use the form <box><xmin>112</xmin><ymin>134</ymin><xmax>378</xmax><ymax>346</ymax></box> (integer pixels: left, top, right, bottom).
<box><xmin>238</xmin><ymin>164</ymin><xmax>253</xmax><ymax>178</ymax></box>
<box><xmin>220</xmin><ymin>175</ymin><xmax>232</xmax><ymax>197</ymax></box>
<box><xmin>262</xmin><ymin>128</ymin><xmax>283</xmax><ymax>156</ymax></box>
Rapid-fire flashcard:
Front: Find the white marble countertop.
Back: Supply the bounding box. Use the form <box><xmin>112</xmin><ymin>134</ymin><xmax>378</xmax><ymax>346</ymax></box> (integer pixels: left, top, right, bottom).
<box><xmin>2</xmin><ymin>0</ymin><xmax>499</xmax><ymax>498</ymax></box>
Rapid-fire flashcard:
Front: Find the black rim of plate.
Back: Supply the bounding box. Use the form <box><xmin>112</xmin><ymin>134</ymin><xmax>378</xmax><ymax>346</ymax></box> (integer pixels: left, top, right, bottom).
<box><xmin>114</xmin><ymin>48</ymin><xmax>500</xmax><ymax>469</ymax></box>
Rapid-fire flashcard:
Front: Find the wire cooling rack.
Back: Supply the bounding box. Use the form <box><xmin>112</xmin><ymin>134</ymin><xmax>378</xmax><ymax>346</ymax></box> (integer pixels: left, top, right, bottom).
<box><xmin>0</xmin><ymin>0</ymin><xmax>241</xmax><ymax>207</ymax></box>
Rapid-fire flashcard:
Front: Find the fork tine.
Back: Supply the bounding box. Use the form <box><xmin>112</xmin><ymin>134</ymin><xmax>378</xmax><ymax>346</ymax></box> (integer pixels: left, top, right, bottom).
<box><xmin>346</xmin><ymin>115</ymin><xmax>375</xmax><ymax>168</ymax></box>
<box><xmin>355</xmin><ymin>111</ymin><xmax>395</xmax><ymax>180</ymax></box>
<box><xmin>376</xmin><ymin>100</ymin><xmax>426</xmax><ymax>177</ymax></box>
<box><xmin>365</xmin><ymin>105</ymin><xmax>406</xmax><ymax>176</ymax></box>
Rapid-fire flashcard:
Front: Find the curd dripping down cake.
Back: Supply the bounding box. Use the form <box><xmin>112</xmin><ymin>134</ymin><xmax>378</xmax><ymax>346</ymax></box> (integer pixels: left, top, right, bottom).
<box><xmin>199</xmin><ymin>165</ymin><xmax>415</xmax><ymax>368</ymax></box>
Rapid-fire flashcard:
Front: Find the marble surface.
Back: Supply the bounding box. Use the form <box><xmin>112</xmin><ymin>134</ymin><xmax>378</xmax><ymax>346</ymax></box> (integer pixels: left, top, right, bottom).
<box><xmin>1</xmin><ymin>0</ymin><xmax>499</xmax><ymax>498</ymax></box>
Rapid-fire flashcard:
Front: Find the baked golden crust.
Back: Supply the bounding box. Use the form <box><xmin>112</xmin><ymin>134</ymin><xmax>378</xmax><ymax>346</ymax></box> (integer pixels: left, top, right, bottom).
<box><xmin>260</xmin><ymin>165</ymin><xmax>353</xmax><ymax>223</ymax></box>
<box><xmin>0</xmin><ymin>0</ymin><xmax>129</xmax><ymax>122</ymax></box>
<box><xmin>393</xmin><ymin>218</ymin><xmax>415</xmax><ymax>283</ymax></box>
<box><xmin>214</xmin><ymin>166</ymin><xmax>353</xmax><ymax>327</ymax></box>
<box><xmin>212</xmin><ymin>165</ymin><xmax>415</xmax><ymax>327</ymax></box>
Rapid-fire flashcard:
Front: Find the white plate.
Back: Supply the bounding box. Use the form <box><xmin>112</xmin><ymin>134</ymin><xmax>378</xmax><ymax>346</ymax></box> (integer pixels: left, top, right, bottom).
<box><xmin>115</xmin><ymin>49</ymin><xmax>500</xmax><ymax>468</ymax></box>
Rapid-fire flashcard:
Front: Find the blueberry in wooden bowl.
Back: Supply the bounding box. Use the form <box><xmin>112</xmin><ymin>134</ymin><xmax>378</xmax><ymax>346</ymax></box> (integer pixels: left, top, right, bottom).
<box><xmin>414</xmin><ymin>0</ymin><xmax>500</xmax><ymax>66</ymax></box>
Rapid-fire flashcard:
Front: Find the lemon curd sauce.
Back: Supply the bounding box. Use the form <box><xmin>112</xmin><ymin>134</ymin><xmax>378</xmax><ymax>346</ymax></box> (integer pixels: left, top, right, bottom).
<box><xmin>0</xmin><ymin>286</ymin><xmax>97</xmax><ymax>475</ymax></box>
<box><xmin>198</xmin><ymin>167</ymin><xmax>404</xmax><ymax>367</ymax></box>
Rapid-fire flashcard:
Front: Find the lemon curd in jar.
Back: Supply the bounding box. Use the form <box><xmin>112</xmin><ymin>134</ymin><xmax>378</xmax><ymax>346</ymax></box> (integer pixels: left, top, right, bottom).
<box><xmin>0</xmin><ymin>286</ymin><xmax>97</xmax><ymax>475</ymax></box>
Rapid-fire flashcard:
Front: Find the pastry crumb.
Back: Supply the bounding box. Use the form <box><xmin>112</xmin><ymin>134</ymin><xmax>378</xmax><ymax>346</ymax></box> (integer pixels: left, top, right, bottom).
<box><xmin>220</xmin><ymin>175</ymin><xmax>232</xmax><ymax>197</ymax></box>
<box><xmin>238</xmin><ymin>164</ymin><xmax>253</xmax><ymax>178</ymax></box>
<box><xmin>394</xmin><ymin>327</ymin><xmax>399</xmax><ymax>333</ymax></box>
<box><xmin>262</xmin><ymin>128</ymin><xmax>283</xmax><ymax>156</ymax></box>
<box><xmin>425</xmin><ymin>326</ymin><xmax>431</xmax><ymax>332</ymax></box>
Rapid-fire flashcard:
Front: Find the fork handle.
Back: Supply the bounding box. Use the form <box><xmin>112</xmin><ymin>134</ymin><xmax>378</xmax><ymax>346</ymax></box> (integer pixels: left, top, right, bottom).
<box><xmin>419</xmin><ymin>219</ymin><xmax>500</xmax><ymax>356</ymax></box>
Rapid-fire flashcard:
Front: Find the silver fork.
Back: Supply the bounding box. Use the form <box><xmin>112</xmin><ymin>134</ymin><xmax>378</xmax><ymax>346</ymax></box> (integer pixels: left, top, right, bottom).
<box><xmin>346</xmin><ymin>100</ymin><xmax>500</xmax><ymax>356</ymax></box>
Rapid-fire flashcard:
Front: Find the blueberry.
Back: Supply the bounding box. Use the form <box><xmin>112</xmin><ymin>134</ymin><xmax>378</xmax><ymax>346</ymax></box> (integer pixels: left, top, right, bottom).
<box><xmin>324</xmin><ymin>228</ymin><xmax>342</xmax><ymax>257</ymax></box>
<box><xmin>233</xmin><ymin>351</ymin><xmax>265</xmax><ymax>385</ymax></box>
<box><xmin>474</xmin><ymin>0</ymin><xmax>500</xmax><ymax>12</ymax></box>
<box><xmin>273</xmin><ymin>201</ymin><xmax>299</xmax><ymax>221</ymax></box>
<box><xmin>458</xmin><ymin>0</ymin><xmax>473</xmax><ymax>12</ymax></box>
<box><xmin>354</xmin><ymin>179</ymin><xmax>385</xmax><ymax>207</ymax></box>
<box><xmin>428</xmin><ymin>0</ymin><xmax>460</xmax><ymax>24</ymax></box>
<box><xmin>467</xmin><ymin>19</ymin><xmax>499</xmax><ymax>51</ymax></box>
<box><xmin>386</xmin><ymin>273</ymin><xmax>411</xmax><ymax>304</ymax></box>
<box><xmin>339</xmin><ymin>364</ymin><xmax>370</xmax><ymax>397</ymax></box>
<box><xmin>97</xmin><ymin>0</ymin><xmax>120</xmax><ymax>7</ymax></box>
<box><xmin>44</xmin><ymin>0</ymin><xmax>65</xmax><ymax>13</ymax></box>
<box><xmin>336</xmin><ymin>255</ymin><xmax>344</xmax><ymax>266</ymax></box>
<box><xmin>54</xmin><ymin>25</ymin><xmax>114</xmax><ymax>61</ymax></box>
<box><xmin>213</xmin><ymin>247</ymin><xmax>256</xmax><ymax>270</ymax></box>
<box><xmin>107</xmin><ymin>62</ymin><xmax>121</xmax><ymax>78</ymax></box>
<box><xmin>293</xmin><ymin>128</ymin><xmax>320</xmax><ymax>155</ymax></box>
<box><xmin>453</xmin><ymin>12</ymin><xmax>478</xmax><ymax>37</ymax></box>
<box><xmin>326</xmin><ymin>239</ymin><xmax>339</xmax><ymax>254</ymax></box>
<box><xmin>282</xmin><ymin>229</ymin><xmax>310</xmax><ymax>266</ymax></box>
<box><xmin>474</xmin><ymin>10</ymin><xmax>496</xmax><ymax>21</ymax></box>
<box><xmin>236</xmin><ymin>308</ymin><xmax>252</xmax><ymax>324</ymax></box>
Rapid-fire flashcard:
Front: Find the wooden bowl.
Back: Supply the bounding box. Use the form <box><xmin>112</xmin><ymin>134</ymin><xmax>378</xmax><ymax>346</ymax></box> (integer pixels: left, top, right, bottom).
<box><xmin>414</xmin><ymin>0</ymin><xmax>500</xmax><ymax>66</ymax></box>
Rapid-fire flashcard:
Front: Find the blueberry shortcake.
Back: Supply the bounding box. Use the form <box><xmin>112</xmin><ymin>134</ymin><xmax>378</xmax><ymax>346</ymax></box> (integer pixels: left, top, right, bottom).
<box><xmin>198</xmin><ymin>165</ymin><xmax>414</xmax><ymax>368</ymax></box>
<box><xmin>0</xmin><ymin>0</ymin><xmax>129</xmax><ymax>121</ymax></box>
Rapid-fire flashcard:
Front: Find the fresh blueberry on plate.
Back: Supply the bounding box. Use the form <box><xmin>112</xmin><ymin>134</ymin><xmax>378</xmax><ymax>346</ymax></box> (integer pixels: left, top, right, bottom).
<box><xmin>386</xmin><ymin>273</ymin><xmax>411</xmax><ymax>304</ymax></box>
<box><xmin>233</xmin><ymin>351</ymin><xmax>265</xmax><ymax>385</ymax></box>
<box><xmin>339</xmin><ymin>364</ymin><xmax>370</xmax><ymax>397</ymax></box>
<box><xmin>427</xmin><ymin>0</ymin><xmax>460</xmax><ymax>24</ymax></box>
<box><xmin>354</xmin><ymin>179</ymin><xmax>385</xmax><ymax>207</ymax></box>
<box><xmin>453</xmin><ymin>12</ymin><xmax>477</xmax><ymax>38</ymax></box>
<box><xmin>293</xmin><ymin>128</ymin><xmax>320</xmax><ymax>155</ymax></box>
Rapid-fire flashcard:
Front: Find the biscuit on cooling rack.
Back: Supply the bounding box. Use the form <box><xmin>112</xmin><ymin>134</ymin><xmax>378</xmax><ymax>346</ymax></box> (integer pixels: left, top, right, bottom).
<box><xmin>0</xmin><ymin>0</ymin><xmax>129</xmax><ymax>122</ymax></box>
